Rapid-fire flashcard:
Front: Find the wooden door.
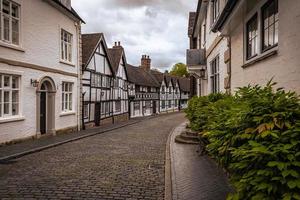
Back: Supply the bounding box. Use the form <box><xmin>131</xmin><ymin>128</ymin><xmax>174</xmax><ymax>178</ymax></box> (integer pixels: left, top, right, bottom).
<box><xmin>95</xmin><ymin>103</ymin><xmax>101</xmax><ymax>126</ymax></box>
<box><xmin>40</xmin><ymin>92</ymin><xmax>47</xmax><ymax>134</ymax></box>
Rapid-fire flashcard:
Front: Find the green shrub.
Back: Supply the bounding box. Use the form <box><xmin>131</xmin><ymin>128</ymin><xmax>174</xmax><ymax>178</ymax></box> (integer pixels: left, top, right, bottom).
<box><xmin>186</xmin><ymin>82</ymin><xmax>300</xmax><ymax>200</ymax></box>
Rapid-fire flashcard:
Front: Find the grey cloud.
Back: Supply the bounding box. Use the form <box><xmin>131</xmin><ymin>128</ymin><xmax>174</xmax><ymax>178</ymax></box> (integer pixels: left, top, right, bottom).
<box><xmin>72</xmin><ymin>0</ymin><xmax>197</xmax><ymax>70</ymax></box>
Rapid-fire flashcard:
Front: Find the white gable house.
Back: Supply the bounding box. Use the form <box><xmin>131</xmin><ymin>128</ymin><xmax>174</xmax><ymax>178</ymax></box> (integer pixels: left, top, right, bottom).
<box><xmin>0</xmin><ymin>0</ymin><xmax>83</xmax><ymax>144</ymax></box>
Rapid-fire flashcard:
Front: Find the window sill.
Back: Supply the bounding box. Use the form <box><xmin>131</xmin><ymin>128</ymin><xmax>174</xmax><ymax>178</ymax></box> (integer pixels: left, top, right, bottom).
<box><xmin>60</xmin><ymin>111</ymin><xmax>76</xmax><ymax>117</ymax></box>
<box><xmin>0</xmin><ymin>116</ymin><xmax>25</xmax><ymax>124</ymax></box>
<box><xmin>242</xmin><ymin>48</ymin><xmax>278</xmax><ymax>68</ymax></box>
<box><xmin>60</xmin><ymin>60</ymin><xmax>75</xmax><ymax>67</ymax></box>
<box><xmin>0</xmin><ymin>42</ymin><xmax>25</xmax><ymax>52</ymax></box>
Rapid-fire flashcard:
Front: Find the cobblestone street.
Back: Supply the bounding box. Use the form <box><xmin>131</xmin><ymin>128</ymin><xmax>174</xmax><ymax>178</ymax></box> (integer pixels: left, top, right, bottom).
<box><xmin>0</xmin><ymin>113</ymin><xmax>185</xmax><ymax>200</ymax></box>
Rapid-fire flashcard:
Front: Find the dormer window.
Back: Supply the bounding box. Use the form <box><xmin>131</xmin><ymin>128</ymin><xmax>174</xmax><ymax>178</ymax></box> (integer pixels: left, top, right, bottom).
<box><xmin>0</xmin><ymin>0</ymin><xmax>20</xmax><ymax>45</ymax></box>
<box><xmin>61</xmin><ymin>29</ymin><xmax>73</xmax><ymax>63</ymax></box>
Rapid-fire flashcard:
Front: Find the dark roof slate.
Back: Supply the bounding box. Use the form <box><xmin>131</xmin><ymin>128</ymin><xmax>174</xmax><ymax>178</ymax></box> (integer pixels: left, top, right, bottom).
<box><xmin>178</xmin><ymin>77</ymin><xmax>190</xmax><ymax>92</ymax></box>
<box><xmin>188</xmin><ymin>12</ymin><xmax>196</xmax><ymax>37</ymax></box>
<box><xmin>107</xmin><ymin>47</ymin><xmax>124</xmax><ymax>74</ymax></box>
<box><xmin>126</xmin><ymin>65</ymin><xmax>160</xmax><ymax>87</ymax></box>
<box><xmin>82</xmin><ymin>33</ymin><xmax>102</xmax><ymax>67</ymax></box>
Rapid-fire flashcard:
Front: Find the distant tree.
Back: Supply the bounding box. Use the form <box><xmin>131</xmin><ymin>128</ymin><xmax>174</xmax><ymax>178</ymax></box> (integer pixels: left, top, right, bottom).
<box><xmin>170</xmin><ymin>63</ymin><xmax>188</xmax><ymax>77</ymax></box>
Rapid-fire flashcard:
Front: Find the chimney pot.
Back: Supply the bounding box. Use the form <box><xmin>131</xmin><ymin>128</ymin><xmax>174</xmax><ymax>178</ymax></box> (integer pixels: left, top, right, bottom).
<box><xmin>118</xmin><ymin>41</ymin><xmax>121</xmax><ymax>46</ymax></box>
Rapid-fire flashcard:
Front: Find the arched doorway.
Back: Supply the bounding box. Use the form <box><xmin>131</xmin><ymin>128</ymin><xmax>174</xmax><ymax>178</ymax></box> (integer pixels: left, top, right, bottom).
<box><xmin>36</xmin><ymin>77</ymin><xmax>56</xmax><ymax>136</ymax></box>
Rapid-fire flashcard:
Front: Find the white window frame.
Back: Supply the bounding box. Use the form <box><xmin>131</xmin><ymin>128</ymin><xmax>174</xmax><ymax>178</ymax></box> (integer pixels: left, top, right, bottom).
<box><xmin>0</xmin><ymin>0</ymin><xmax>20</xmax><ymax>46</ymax></box>
<box><xmin>62</xmin><ymin>82</ymin><xmax>73</xmax><ymax>112</ymax></box>
<box><xmin>0</xmin><ymin>73</ymin><xmax>20</xmax><ymax>119</ymax></box>
<box><xmin>60</xmin><ymin>29</ymin><xmax>73</xmax><ymax>63</ymax></box>
<box><xmin>243</xmin><ymin>0</ymin><xmax>279</xmax><ymax>64</ymax></box>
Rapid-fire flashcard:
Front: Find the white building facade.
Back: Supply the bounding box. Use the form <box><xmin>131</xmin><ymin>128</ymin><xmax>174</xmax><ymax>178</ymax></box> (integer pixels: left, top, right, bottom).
<box><xmin>187</xmin><ymin>0</ymin><xmax>231</xmax><ymax>96</ymax></box>
<box><xmin>0</xmin><ymin>0</ymin><xmax>83</xmax><ymax>144</ymax></box>
<box><xmin>213</xmin><ymin>0</ymin><xmax>300</xmax><ymax>94</ymax></box>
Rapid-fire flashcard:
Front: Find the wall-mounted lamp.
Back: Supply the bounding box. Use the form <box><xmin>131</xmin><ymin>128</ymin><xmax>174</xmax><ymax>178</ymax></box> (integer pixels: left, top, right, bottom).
<box><xmin>30</xmin><ymin>79</ymin><xmax>39</xmax><ymax>87</ymax></box>
<box><xmin>200</xmin><ymin>69</ymin><xmax>206</xmax><ymax>79</ymax></box>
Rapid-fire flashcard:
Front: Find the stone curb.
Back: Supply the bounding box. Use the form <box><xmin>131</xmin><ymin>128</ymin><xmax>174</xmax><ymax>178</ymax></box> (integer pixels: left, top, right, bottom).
<box><xmin>164</xmin><ymin>125</ymin><xmax>175</xmax><ymax>200</ymax></box>
<box><xmin>169</xmin><ymin>122</ymin><xmax>188</xmax><ymax>200</ymax></box>
<box><xmin>0</xmin><ymin>120</ymin><xmax>142</xmax><ymax>163</ymax></box>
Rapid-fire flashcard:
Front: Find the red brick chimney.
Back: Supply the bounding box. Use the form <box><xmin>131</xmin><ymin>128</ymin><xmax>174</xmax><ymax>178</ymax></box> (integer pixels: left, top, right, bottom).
<box><xmin>140</xmin><ymin>55</ymin><xmax>151</xmax><ymax>71</ymax></box>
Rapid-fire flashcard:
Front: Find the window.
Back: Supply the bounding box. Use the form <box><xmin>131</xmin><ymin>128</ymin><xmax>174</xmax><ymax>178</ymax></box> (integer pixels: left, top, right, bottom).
<box><xmin>61</xmin><ymin>29</ymin><xmax>72</xmax><ymax>62</ymax></box>
<box><xmin>62</xmin><ymin>82</ymin><xmax>73</xmax><ymax>112</ymax></box>
<box><xmin>168</xmin><ymin>100</ymin><xmax>172</xmax><ymax>108</ymax></box>
<box><xmin>0</xmin><ymin>74</ymin><xmax>20</xmax><ymax>118</ymax></box>
<box><xmin>212</xmin><ymin>0</ymin><xmax>220</xmax><ymax>23</ymax></box>
<box><xmin>115</xmin><ymin>101</ymin><xmax>121</xmax><ymax>112</ymax></box>
<box><xmin>175</xmin><ymin>100</ymin><xmax>178</xmax><ymax>107</ymax></box>
<box><xmin>169</xmin><ymin>87</ymin><xmax>172</xmax><ymax>94</ymax></box>
<box><xmin>134</xmin><ymin>101</ymin><xmax>140</xmax><ymax>110</ymax></box>
<box><xmin>162</xmin><ymin>100</ymin><xmax>165</xmax><ymax>109</ymax></box>
<box><xmin>210</xmin><ymin>56</ymin><xmax>220</xmax><ymax>93</ymax></box>
<box><xmin>262</xmin><ymin>0</ymin><xmax>278</xmax><ymax>51</ymax></box>
<box><xmin>246</xmin><ymin>14</ymin><xmax>258</xmax><ymax>59</ymax></box>
<box><xmin>0</xmin><ymin>0</ymin><xmax>20</xmax><ymax>45</ymax></box>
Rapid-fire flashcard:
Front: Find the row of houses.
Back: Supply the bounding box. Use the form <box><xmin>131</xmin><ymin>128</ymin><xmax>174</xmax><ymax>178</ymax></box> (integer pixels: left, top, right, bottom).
<box><xmin>187</xmin><ymin>0</ymin><xmax>300</xmax><ymax>97</ymax></box>
<box><xmin>0</xmin><ymin>0</ymin><xmax>190</xmax><ymax>144</ymax></box>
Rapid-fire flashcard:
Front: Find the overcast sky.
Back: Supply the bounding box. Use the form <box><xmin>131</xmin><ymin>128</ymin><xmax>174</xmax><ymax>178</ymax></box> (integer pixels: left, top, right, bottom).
<box><xmin>72</xmin><ymin>0</ymin><xmax>197</xmax><ymax>72</ymax></box>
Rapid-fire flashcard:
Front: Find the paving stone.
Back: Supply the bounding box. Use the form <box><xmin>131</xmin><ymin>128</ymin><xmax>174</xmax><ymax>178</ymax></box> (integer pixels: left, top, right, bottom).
<box><xmin>0</xmin><ymin>113</ymin><xmax>185</xmax><ymax>199</ymax></box>
<box><xmin>171</xmin><ymin>123</ymin><xmax>232</xmax><ymax>200</ymax></box>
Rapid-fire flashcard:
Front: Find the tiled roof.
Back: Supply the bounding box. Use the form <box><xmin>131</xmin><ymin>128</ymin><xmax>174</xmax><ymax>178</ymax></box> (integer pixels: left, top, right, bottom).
<box><xmin>82</xmin><ymin>33</ymin><xmax>103</xmax><ymax>67</ymax></box>
<box><xmin>126</xmin><ymin>65</ymin><xmax>160</xmax><ymax>87</ymax></box>
<box><xmin>150</xmin><ymin>70</ymin><xmax>165</xmax><ymax>84</ymax></box>
<box><xmin>188</xmin><ymin>12</ymin><xmax>196</xmax><ymax>37</ymax></box>
<box><xmin>178</xmin><ymin>77</ymin><xmax>190</xmax><ymax>92</ymax></box>
<box><xmin>107</xmin><ymin>47</ymin><xmax>124</xmax><ymax>74</ymax></box>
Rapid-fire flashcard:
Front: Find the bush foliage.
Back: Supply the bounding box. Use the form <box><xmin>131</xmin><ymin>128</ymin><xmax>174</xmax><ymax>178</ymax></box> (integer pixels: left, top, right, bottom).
<box><xmin>185</xmin><ymin>82</ymin><xmax>300</xmax><ymax>200</ymax></box>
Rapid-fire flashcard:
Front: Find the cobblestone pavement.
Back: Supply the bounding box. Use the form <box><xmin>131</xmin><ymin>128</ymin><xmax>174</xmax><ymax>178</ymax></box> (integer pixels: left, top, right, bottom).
<box><xmin>0</xmin><ymin>113</ymin><xmax>185</xmax><ymax>200</ymax></box>
<box><xmin>171</xmin><ymin>123</ymin><xmax>232</xmax><ymax>200</ymax></box>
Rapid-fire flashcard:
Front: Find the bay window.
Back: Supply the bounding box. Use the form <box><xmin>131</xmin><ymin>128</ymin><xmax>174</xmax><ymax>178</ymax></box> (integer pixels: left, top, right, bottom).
<box><xmin>0</xmin><ymin>74</ymin><xmax>20</xmax><ymax>118</ymax></box>
<box><xmin>62</xmin><ymin>82</ymin><xmax>73</xmax><ymax>112</ymax></box>
<box><xmin>0</xmin><ymin>0</ymin><xmax>20</xmax><ymax>45</ymax></box>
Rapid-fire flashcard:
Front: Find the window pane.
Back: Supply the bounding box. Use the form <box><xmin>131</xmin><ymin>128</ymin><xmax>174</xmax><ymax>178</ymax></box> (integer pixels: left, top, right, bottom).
<box><xmin>3</xmin><ymin>0</ymin><xmax>10</xmax><ymax>15</ymax></box>
<box><xmin>12</xmin><ymin>3</ymin><xmax>19</xmax><ymax>18</ymax></box>
<box><xmin>12</xmin><ymin>90</ymin><xmax>18</xmax><ymax>102</ymax></box>
<box><xmin>4</xmin><ymin>91</ymin><xmax>9</xmax><ymax>114</ymax></box>
<box><xmin>274</xmin><ymin>21</ymin><xmax>279</xmax><ymax>44</ymax></box>
<box><xmin>69</xmin><ymin>94</ymin><xmax>72</xmax><ymax>110</ymax></box>
<box><xmin>4</xmin><ymin>76</ymin><xmax>10</xmax><ymax>87</ymax></box>
<box><xmin>12</xmin><ymin>76</ymin><xmax>18</xmax><ymax>88</ymax></box>
<box><xmin>3</xmin><ymin>15</ymin><xmax>10</xmax><ymax>41</ymax></box>
<box><xmin>269</xmin><ymin>25</ymin><xmax>274</xmax><ymax>46</ymax></box>
<box><xmin>12</xmin><ymin>19</ymin><xmax>19</xmax><ymax>45</ymax></box>
<box><xmin>12</xmin><ymin>103</ymin><xmax>18</xmax><ymax>115</ymax></box>
<box><xmin>0</xmin><ymin>76</ymin><xmax>2</xmax><ymax>88</ymax></box>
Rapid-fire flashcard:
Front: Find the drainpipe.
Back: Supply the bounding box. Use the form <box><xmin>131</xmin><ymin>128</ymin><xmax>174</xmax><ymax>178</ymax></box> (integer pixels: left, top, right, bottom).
<box><xmin>75</xmin><ymin>21</ymin><xmax>81</xmax><ymax>131</ymax></box>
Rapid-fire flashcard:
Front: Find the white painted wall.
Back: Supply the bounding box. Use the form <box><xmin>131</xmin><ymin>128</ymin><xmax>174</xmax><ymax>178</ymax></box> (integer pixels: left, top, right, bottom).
<box><xmin>0</xmin><ymin>0</ymin><xmax>80</xmax><ymax>143</ymax></box>
<box><xmin>230</xmin><ymin>0</ymin><xmax>300</xmax><ymax>94</ymax></box>
<box><xmin>0</xmin><ymin>64</ymin><xmax>78</xmax><ymax>143</ymax></box>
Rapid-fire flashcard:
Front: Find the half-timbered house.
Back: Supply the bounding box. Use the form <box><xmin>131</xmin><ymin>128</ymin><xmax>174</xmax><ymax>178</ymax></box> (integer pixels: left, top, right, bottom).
<box><xmin>107</xmin><ymin>42</ymin><xmax>129</xmax><ymax>123</ymax></box>
<box><xmin>82</xmin><ymin>33</ymin><xmax>115</xmax><ymax>127</ymax></box>
<box><xmin>126</xmin><ymin>62</ymin><xmax>160</xmax><ymax>118</ymax></box>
